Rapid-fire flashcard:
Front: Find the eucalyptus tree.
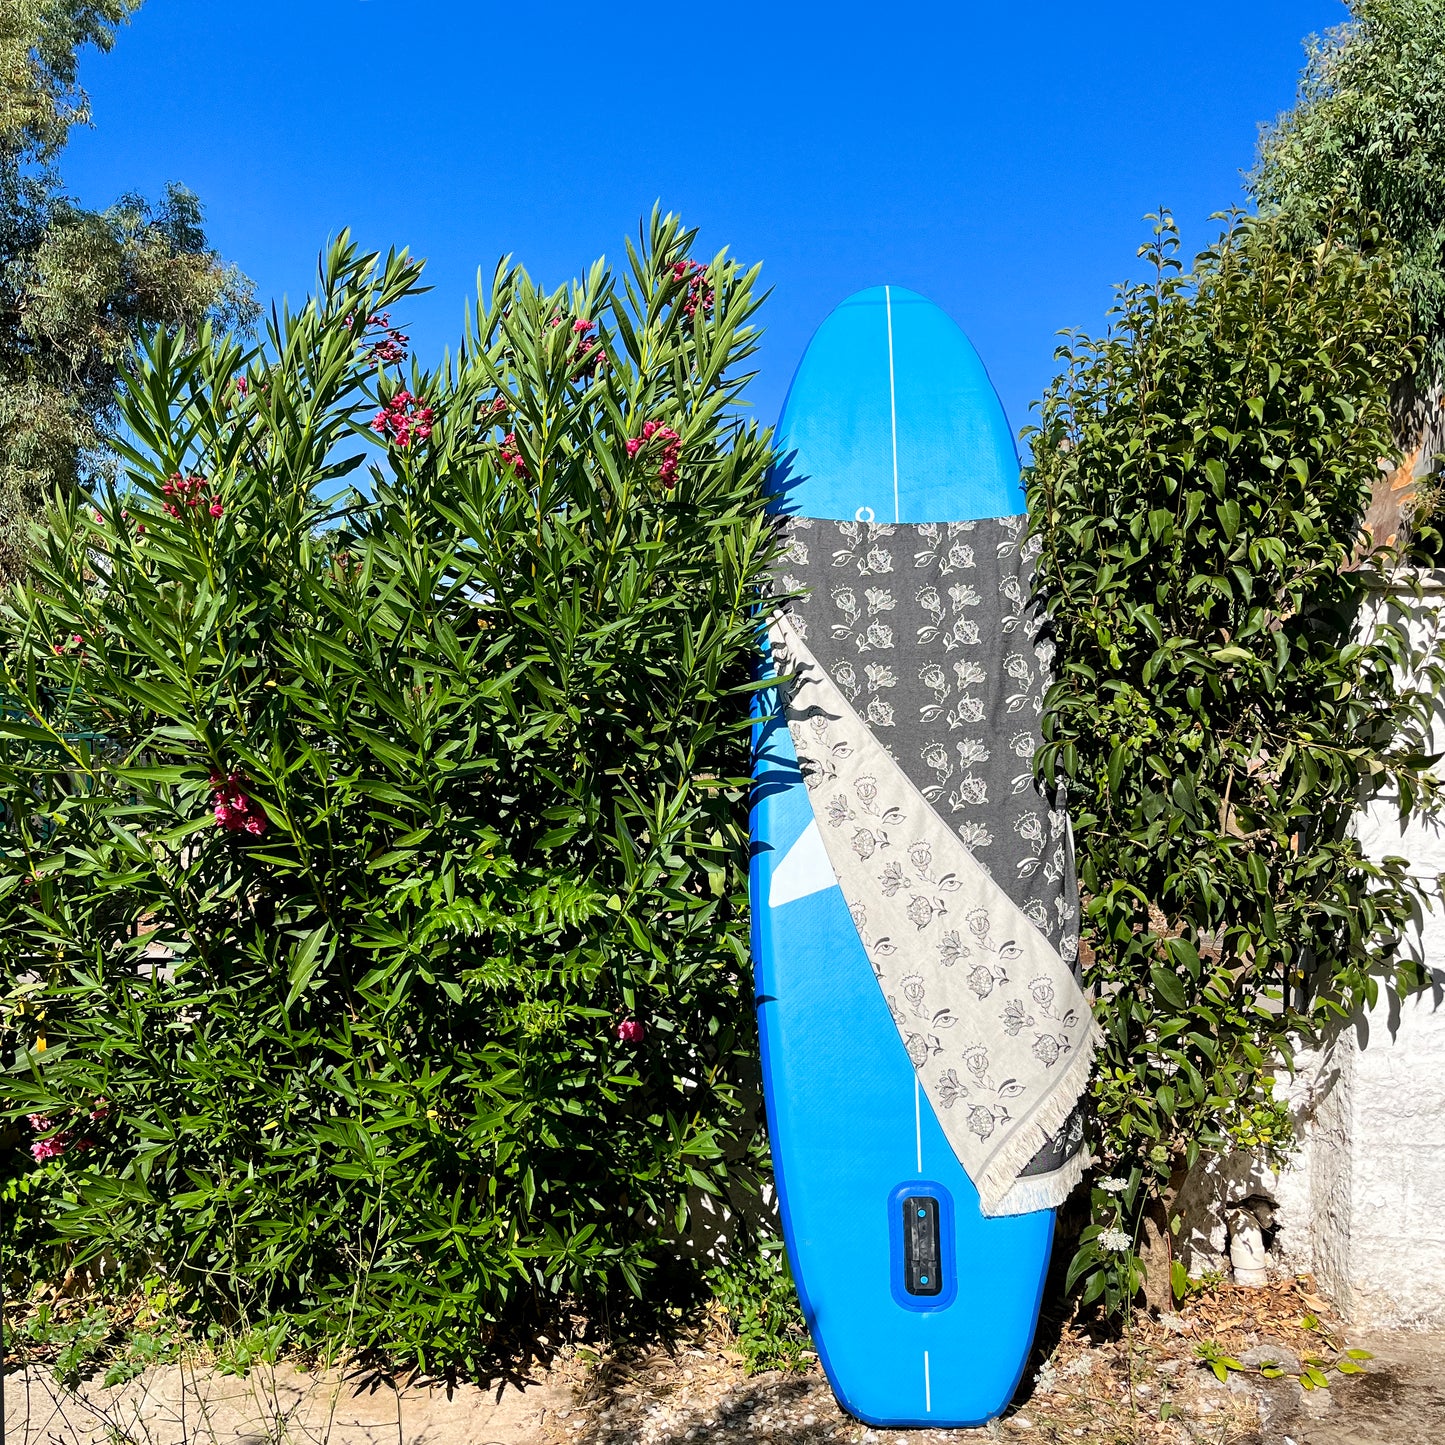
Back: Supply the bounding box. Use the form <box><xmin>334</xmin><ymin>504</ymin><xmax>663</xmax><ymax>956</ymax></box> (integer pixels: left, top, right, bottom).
<box><xmin>0</xmin><ymin>0</ymin><xmax>254</xmax><ymax>586</ymax></box>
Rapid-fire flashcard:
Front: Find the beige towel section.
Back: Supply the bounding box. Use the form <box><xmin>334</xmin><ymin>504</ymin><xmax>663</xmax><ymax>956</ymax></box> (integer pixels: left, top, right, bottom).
<box><xmin>770</xmin><ymin>609</ymin><xmax>1099</xmax><ymax>1216</ymax></box>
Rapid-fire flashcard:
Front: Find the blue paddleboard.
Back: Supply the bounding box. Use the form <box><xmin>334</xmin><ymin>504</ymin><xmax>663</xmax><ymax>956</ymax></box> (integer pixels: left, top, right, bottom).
<box><xmin>750</xmin><ymin>287</ymin><xmax>1053</xmax><ymax>1426</ymax></box>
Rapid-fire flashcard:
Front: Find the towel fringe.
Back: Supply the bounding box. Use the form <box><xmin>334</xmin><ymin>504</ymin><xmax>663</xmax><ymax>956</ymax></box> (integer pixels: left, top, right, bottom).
<box><xmin>989</xmin><ymin>1150</ymin><xmax>1091</xmax><ymax>1217</ymax></box>
<box><xmin>975</xmin><ymin>1018</ymin><xmax>1102</xmax><ymax>1216</ymax></box>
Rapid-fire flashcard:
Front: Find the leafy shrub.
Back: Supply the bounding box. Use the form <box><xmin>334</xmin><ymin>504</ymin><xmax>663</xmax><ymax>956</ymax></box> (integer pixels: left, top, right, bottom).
<box><xmin>706</xmin><ymin>1238</ymin><xmax>810</xmax><ymax>1375</ymax></box>
<box><xmin>0</xmin><ymin>212</ymin><xmax>776</xmax><ymax>1373</ymax></box>
<box><xmin>102</xmin><ymin>1325</ymin><xmax>182</xmax><ymax>1388</ymax></box>
<box><xmin>12</xmin><ymin>1303</ymin><xmax>112</xmax><ymax>1387</ymax></box>
<box><xmin>1026</xmin><ymin>211</ymin><xmax>1441</xmax><ymax>1314</ymax></box>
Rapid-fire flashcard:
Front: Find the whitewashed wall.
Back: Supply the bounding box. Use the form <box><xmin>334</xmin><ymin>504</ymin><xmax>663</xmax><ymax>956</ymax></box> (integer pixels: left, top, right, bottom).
<box><xmin>1183</xmin><ymin>575</ymin><xmax>1445</xmax><ymax>1327</ymax></box>
<box><xmin>1275</xmin><ymin>572</ymin><xmax>1445</xmax><ymax>1324</ymax></box>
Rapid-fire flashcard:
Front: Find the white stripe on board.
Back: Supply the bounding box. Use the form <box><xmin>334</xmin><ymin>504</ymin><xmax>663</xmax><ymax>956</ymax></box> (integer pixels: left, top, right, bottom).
<box><xmin>924</xmin><ymin>1351</ymin><xmax>932</xmax><ymax>1413</ymax></box>
<box><xmin>914</xmin><ymin>1075</ymin><xmax>923</xmax><ymax>1172</ymax></box>
<box><xmin>885</xmin><ymin>285</ymin><xmax>900</xmax><ymax>523</ymax></box>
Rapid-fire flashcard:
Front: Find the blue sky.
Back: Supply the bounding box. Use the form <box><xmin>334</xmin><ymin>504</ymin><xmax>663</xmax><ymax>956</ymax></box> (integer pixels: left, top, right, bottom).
<box><xmin>64</xmin><ymin>0</ymin><xmax>1348</xmax><ymax>443</ymax></box>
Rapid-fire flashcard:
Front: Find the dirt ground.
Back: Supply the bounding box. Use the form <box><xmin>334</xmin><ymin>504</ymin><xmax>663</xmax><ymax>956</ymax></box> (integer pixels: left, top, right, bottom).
<box><xmin>6</xmin><ymin>1277</ymin><xmax>1444</xmax><ymax>1445</ymax></box>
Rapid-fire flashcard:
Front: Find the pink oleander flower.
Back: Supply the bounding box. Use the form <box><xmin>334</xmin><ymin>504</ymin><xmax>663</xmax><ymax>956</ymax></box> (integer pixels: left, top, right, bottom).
<box><xmin>209</xmin><ymin>501</ymin><xmax>224</xmax><ymax>517</ymax></box>
<box><xmin>616</xmin><ymin>1019</ymin><xmax>645</xmax><ymax>1044</ymax></box>
<box><xmin>371</xmin><ymin>391</ymin><xmax>433</xmax><ymax>449</ymax></box>
<box><xmin>498</xmin><ymin>431</ymin><xmax>528</xmax><ymax>477</ymax></box>
<box><xmin>371</xmin><ymin>328</ymin><xmax>409</xmax><ymax>365</ymax></box>
<box><xmin>669</xmin><ymin>259</ymin><xmax>714</xmax><ymax>324</ymax></box>
<box><xmin>210</xmin><ymin>772</ymin><xmax>268</xmax><ymax>836</ymax></box>
<box><xmin>28</xmin><ymin>1110</ymin><xmax>72</xmax><ymax>1161</ymax></box>
<box><xmin>567</xmin><ymin>319</ymin><xmax>605</xmax><ymax>376</ymax></box>
<box><xmin>627</xmin><ymin>420</ymin><xmax>682</xmax><ymax>487</ymax></box>
<box><xmin>161</xmin><ymin>472</ymin><xmax>222</xmax><ymax>518</ymax></box>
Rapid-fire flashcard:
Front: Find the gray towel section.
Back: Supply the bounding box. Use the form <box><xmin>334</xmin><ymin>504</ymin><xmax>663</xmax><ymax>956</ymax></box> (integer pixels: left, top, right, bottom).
<box><xmin>769</xmin><ymin>515</ymin><xmax>1094</xmax><ymax>1212</ymax></box>
<box><xmin>772</xmin><ymin>516</ymin><xmax>1079</xmax><ymax>963</ymax></box>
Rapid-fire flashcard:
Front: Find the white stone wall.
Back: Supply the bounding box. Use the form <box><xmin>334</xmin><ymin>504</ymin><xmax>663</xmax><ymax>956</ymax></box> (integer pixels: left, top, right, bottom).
<box><xmin>1227</xmin><ymin>577</ymin><xmax>1445</xmax><ymax>1327</ymax></box>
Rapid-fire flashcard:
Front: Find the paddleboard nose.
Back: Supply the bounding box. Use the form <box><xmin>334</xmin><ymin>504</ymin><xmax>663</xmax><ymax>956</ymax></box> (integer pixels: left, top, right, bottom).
<box><xmin>770</xmin><ymin>285</ymin><xmax>1024</xmax><ymax>524</ymax></box>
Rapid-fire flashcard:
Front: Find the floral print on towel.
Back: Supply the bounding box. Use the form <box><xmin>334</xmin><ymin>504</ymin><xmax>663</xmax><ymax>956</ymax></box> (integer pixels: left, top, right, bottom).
<box><xmin>767</xmin><ymin>516</ymin><xmax>1098</xmax><ymax>1216</ymax></box>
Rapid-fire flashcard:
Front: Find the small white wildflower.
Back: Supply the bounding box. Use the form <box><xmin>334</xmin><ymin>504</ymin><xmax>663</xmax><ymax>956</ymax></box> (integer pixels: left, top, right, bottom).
<box><xmin>1097</xmin><ymin>1228</ymin><xmax>1133</xmax><ymax>1253</ymax></box>
<box><xmin>1098</xmin><ymin>1178</ymin><xmax>1128</xmax><ymax>1194</ymax></box>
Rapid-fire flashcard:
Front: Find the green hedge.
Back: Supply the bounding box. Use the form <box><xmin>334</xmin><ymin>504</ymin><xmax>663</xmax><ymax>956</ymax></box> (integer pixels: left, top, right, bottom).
<box><xmin>1028</xmin><ymin>210</ymin><xmax>1441</xmax><ymax>1314</ymax></box>
<box><xmin>0</xmin><ymin>213</ymin><xmax>776</xmax><ymax>1372</ymax></box>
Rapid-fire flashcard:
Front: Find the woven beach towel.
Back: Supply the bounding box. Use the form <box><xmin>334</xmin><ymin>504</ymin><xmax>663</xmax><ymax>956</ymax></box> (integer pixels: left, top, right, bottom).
<box><xmin>768</xmin><ymin>514</ymin><xmax>1097</xmax><ymax>1215</ymax></box>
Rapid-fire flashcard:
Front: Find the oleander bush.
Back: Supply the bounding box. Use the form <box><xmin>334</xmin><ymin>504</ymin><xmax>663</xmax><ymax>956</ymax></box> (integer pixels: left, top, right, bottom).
<box><xmin>0</xmin><ymin>212</ymin><xmax>777</xmax><ymax>1372</ymax></box>
<box><xmin>1027</xmin><ymin>210</ymin><xmax>1444</xmax><ymax>1315</ymax></box>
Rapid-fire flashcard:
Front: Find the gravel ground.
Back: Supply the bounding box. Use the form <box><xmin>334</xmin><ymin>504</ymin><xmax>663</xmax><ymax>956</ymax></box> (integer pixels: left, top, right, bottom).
<box><xmin>6</xmin><ymin>1277</ymin><xmax>1442</xmax><ymax>1445</ymax></box>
